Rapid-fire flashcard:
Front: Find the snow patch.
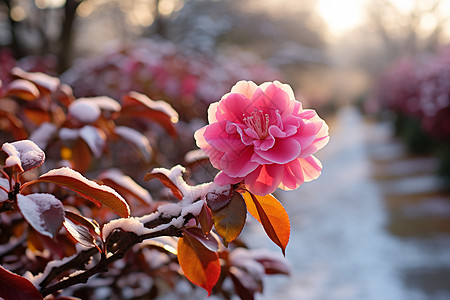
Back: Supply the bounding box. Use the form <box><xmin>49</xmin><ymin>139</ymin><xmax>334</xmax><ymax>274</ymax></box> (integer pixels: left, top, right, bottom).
<box><xmin>99</xmin><ymin>169</ymin><xmax>152</xmax><ymax>204</ymax></box>
<box><xmin>68</xmin><ymin>98</ymin><xmax>101</xmax><ymax>124</ymax></box>
<box><xmin>29</xmin><ymin>122</ymin><xmax>58</xmax><ymax>150</ymax></box>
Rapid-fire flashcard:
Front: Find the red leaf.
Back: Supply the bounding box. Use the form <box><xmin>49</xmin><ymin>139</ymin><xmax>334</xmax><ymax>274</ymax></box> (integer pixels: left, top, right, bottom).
<box><xmin>241</xmin><ymin>191</ymin><xmax>290</xmax><ymax>255</ymax></box>
<box><xmin>17</xmin><ymin>193</ymin><xmax>64</xmax><ymax>238</ymax></box>
<box><xmin>178</xmin><ymin>234</ymin><xmax>221</xmax><ymax>295</ymax></box>
<box><xmin>64</xmin><ymin>210</ymin><xmax>100</xmax><ymax>236</ymax></box>
<box><xmin>0</xmin><ymin>265</ymin><xmax>43</xmax><ymax>300</ymax></box>
<box><xmin>121</xmin><ymin>91</ymin><xmax>178</xmax><ymax>137</ymax></box>
<box><xmin>211</xmin><ymin>192</ymin><xmax>247</xmax><ymax>246</ymax></box>
<box><xmin>144</xmin><ymin>172</ymin><xmax>183</xmax><ymax>200</ymax></box>
<box><xmin>63</xmin><ymin>218</ymin><xmax>98</xmax><ymax>249</ymax></box>
<box><xmin>0</xmin><ymin>111</ymin><xmax>27</xmax><ymax>140</ymax></box>
<box><xmin>198</xmin><ymin>204</ymin><xmax>213</xmax><ymax>234</ymax></box>
<box><xmin>183</xmin><ymin>227</ymin><xmax>219</xmax><ymax>252</ymax></box>
<box><xmin>30</xmin><ymin>167</ymin><xmax>130</xmax><ymax>218</ymax></box>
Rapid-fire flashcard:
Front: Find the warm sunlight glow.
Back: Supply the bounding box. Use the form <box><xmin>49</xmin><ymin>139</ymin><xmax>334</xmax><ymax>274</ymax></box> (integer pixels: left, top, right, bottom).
<box><xmin>317</xmin><ymin>0</ymin><xmax>365</xmax><ymax>36</ymax></box>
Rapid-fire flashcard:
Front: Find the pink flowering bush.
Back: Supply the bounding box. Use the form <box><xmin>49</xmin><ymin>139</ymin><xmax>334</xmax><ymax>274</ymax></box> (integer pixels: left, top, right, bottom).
<box><xmin>195</xmin><ymin>80</ymin><xmax>329</xmax><ymax>196</ymax></box>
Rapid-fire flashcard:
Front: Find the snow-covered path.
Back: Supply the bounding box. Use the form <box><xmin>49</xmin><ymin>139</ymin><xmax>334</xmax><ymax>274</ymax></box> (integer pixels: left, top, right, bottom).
<box><xmin>245</xmin><ymin>107</ymin><xmax>450</xmax><ymax>300</ymax></box>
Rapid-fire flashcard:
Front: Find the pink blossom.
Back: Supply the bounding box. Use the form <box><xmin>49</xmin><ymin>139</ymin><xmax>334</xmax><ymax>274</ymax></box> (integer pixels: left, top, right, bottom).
<box><xmin>195</xmin><ymin>80</ymin><xmax>329</xmax><ymax>195</ymax></box>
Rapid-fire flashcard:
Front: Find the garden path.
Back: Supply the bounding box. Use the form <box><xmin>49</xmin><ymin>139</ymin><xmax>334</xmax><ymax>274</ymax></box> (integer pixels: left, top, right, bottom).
<box><xmin>248</xmin><ymin>106</ymin><xmax>450</xmax><ymax>300</ymax></box>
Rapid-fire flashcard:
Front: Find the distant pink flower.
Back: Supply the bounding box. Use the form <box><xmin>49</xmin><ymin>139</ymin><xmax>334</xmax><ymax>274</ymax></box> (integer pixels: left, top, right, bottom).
<box><xmin>195</xmin><ymin>80</ymin><xmax>329</xmax><ymax>196</ymax></box>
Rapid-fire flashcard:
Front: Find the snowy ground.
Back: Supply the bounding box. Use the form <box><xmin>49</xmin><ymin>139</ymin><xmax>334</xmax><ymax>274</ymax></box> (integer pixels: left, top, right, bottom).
<box><xmin>244</xmin><ymin>107</ymin><xmax>450</xmax><ymax>300</ymax></box>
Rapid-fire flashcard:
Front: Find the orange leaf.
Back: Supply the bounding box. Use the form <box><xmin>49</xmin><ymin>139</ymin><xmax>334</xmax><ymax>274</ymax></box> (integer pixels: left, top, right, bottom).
<box><xmin>178</xmin><ymin>235</ymin><xmax>221</xmax><ymax>295</ymax></box>
<box><xmin>241</xmin><ymin>191</ymin><xmax>290</xmax><ymax>255</ymax></box>
<box><xmin>212</xmin><ymin>192</ymin><xmax>246</xmax><ymax>246</ymax></box>
<box><xmin>30</xmin><ymin>167</ymin><xmax>130</xmax><ymax>218</ymax></box>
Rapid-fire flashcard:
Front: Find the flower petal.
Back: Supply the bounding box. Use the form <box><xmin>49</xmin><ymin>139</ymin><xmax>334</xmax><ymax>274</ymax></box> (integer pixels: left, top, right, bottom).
<box><xmin>255</xmin><ymin>138</ymin><xmax>301</xmax><ymax>164</ymax></box>
<box><xmin>244</xmin><ymin>164</ymin><xmax>283</xmax><ymax>196</ymax></box>
<box><xmin>220</xmin><ymin>147</ymin><xmax>259</xmax><ymax>177</ymax></box>
<box><xmin>278</xmin><ymin>159</ymin><xmax>304</xmax><ymax>191</ymax></box>
<box><xmin>214</xmin><ymin>171</ymin><xmax>243</xmax><ymax>186</ymax></box>
<box><xmin>215</xmin><ymin>93</ymin><xmax>253</xmax><ymax>124</ymax></box>
<box><xmin>203</xmin><ymin>121</ymin><xmax>246</xmax><ymax>152</ymax></box>
<box><xmin>299</xmin><ymin>156</ymin><xmax>323</xmax><ymax>182</ymax></box>
<box><xmin>230</xmin><ymin>80</ymin><xmax>259</xmax><ymax>99</ymax></box>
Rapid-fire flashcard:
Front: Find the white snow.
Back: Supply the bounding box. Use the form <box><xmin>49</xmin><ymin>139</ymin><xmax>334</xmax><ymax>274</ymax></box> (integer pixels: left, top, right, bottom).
<box><xmin>83</xmin><ymin>96</ymin><xmax>121</xmax><ymax>112</ymax></box>
<box><xmin>68</xmin><ymin>99</ymin><xmax>101</xmax><ymax>124</ymax></box>
<box><xmin>79</xmin><ymin>125</ymin><xmax>106</xmax><ymax>158</ymax></box>
<box><xmin>99</xmin><ymin>169</ymin><xmax>153</xmax><ymax>204</ymax></box>
<box><xmin>184</xmin><ymin>149</ymin><xmax>207</xmax><ymax>164</ymax></box>
<box><xmin>29</xmin><ymin>122</ymin><xmax>58</xmax><ymax>150</ymax></box>
<box><xmin>59</xmin><ymin>127</ymin><xmax>79</xmax><ymax>141</ymax></box>
<box><xmin>0</xmin><ymin>177</ymin><xmax>9</xmax><ymax>202</ymax></box>
<box><xmin>156</xmin><ymin>203</ymin><xmax>182</xmax><ymax>217</ymax></box>
<box><xmin>102</xmin><ymin>217</ymin><xmax>153</xmax><ymax>239</ymax></box>
<box><xmin>2</xmin><ymin>140</ymin><xmax>45</xmax><ymax>171</ymax></box>
<box><xmin>114</xmin><ymin>126</ymin><xmax>152</xmax><ymax>162</ymax></box>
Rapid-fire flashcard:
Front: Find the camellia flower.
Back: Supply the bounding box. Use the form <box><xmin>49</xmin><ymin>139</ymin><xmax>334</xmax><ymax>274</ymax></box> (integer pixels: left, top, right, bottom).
<box><xmin>194</xmin><ymin>80</ymin><xmax>329</xmax><ymax>196</ymax></box>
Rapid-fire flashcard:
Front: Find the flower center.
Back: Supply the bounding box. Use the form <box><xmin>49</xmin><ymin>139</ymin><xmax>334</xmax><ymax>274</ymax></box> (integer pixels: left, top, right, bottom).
<box><xmin>243</xmin><ymin>109</ymin><xmax>270</xmax><ymax>139</ymax></box>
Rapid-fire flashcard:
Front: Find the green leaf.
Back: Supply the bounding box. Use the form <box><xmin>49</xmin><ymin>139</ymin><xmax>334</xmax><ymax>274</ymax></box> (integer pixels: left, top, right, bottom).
<box><xmin>212</xmin><ymin>192</ymin><xmax>247</xmax><ymax>246</ymax></box>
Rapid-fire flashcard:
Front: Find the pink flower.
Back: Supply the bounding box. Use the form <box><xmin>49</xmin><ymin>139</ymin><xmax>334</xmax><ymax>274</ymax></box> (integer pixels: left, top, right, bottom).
<box><xmin>195</xmin><ymin>80</ymin><xmax>329</xmax><ymax>196</ymax></box>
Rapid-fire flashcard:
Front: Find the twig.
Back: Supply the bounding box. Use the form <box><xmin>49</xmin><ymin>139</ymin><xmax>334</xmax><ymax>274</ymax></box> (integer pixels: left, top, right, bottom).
<box><xmin>40</xmin><ymin>225</ymin><xmax>182</xmax><ymax>297</ymax></box>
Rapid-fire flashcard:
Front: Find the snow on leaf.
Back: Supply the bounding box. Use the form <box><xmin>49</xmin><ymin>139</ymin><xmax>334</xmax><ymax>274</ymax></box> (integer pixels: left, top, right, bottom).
<box><xmin>5</xmin><ymin>79</ymin><xmax>40</xmax><ymax>101</ymax></box>
<box><xmin>68</xmin><ymin>98</ymin><xmax>101</xmax><ymax>124</ymax></box>
<box><xmin>121</xmin><ymin>91</ymin><xmax>179</xmax><ymax>137</ymax></box>
<box><xmin>0</xmin><ymin>265</ymin><xmax>43</xmax><ymax>300</ymax></box>
<box><xmin>0</xmin><ymin>178</ymin><xmax>10</xmax><ymax>202</ymax></box>
<box><xmin>82</xmin><ymin>96</ymin><xmax>121</xmax><ymax>112</ymax></box>
<box><xmin>79</xmin><ymin>125</ymin><xmax>106</xmax><ymax>158</ymax></box>
<box><xmin>29</xmin><ymin>122</ymin><xmax>58</xmax><ymax>150</ymax></box>
<box><xmin>12</xmin><ymin>67</ymin><xmax>60</xmax><ymax>93</ymax></box>
<box><xmin>144</xmin><ymin>169</ymin><xmax>184</xmax><ymax>200</ymax></box>
<box><xmin>17</xmin><ymin>193</ymin><xmax>64</xmax><ymax>238</ymax></box>
<box><xmin>114</xmin><ymin>126</ymin><xmax>152</xmax><ymax>162</ymax></box>
<box><xmin>2</xmin><ymin>140</ymin><xmax>45</xmax><ymax>172</ymax></box>
<box><xmin>241</xmin><ymin>191</ymin><xmax>290</xmax><ymax>255</ymax></box>
<box><xmin>34</xmin><ymin>167</ymin><xmax>130</xmax><ymax>218</ymax></box>
<box><xmin>177</xmin><ymin>234</ymin><xmax>220</xmax><ymax>295</ymax></box>
<box><xmin>98</xmin><ymin>169</ymin><xmax>152</xmax><ymax>205</ymax></box>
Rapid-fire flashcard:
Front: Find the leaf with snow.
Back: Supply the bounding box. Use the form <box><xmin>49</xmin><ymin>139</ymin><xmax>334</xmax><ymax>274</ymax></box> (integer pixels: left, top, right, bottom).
<box><xmin>2</xmin><ymin>140</ymin><xmax>45</xmax><ymax>172</ymax></box>
<box><xmin>31</xmin><ymin>167</ymin><xmax>130</xmax><ymax>218</ymax></box>
<box><xmin>0</xmin><ymin>178</ymin><xmax>10</xmax><ymax>202</ymax></box>
<box><xmin>68</xmin><ymin>98</ymin><xmax>101</xmax><ymax>124</ymax></box>
<box><xmin>114</xmin><ymin>126</ymin><xmax>152</xmax><ymax>163</ymax></box>
<box><xmin>79</xmin><ymin>125</ymin><xmax>106</xmax><ymax>158</ymax></box>
<box><xmin>12</xmin><ymin>67</ymin><xmax>60</xmax><ymax>93</ymax></box>
<box><xmin>121</xmin><ymin>91</ymin><xmax>179</xmax><ymax>137</ymax></box>
<box><xmin>99</xmin><ymin>169</ymin><xmax>152</xmax><ymax>205</ymax></box>
<box><xmin>0</xmin><ymin>265</ymin><xmax>43</xmax><ymax>300</ymax></box>
<box><xmin>5</xmin><ymin>79</ymin><xmax>40</xmax><ymax>101</ymax></box>
<box><xmin>17</xmin><ymin>193</ymin><xmax>64</xmax><ymax>238</ymax></box>
<box><xmin>82</xmin><ymin>96</ymin><xmax>121</xmax><ymax>112</ymax></box>
<box><xmin>29</xmin><ymin>122</ymin><xmax>58</xmax><ymax>150</ymax></box>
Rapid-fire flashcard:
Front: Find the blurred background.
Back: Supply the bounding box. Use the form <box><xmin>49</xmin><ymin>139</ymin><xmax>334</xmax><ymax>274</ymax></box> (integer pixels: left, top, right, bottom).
<box><xmin>1</xmin><ymin>0</ymin><xmax>450</xmax><ymax>299</ymax></box>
